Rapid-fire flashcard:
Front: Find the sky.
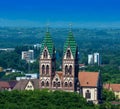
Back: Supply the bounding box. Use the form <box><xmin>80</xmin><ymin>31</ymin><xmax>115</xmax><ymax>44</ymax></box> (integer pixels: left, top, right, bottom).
<box><xmin>0</xmin><ymin>0</ymin><xmax>120</xmax><ymax>28</ymax></box>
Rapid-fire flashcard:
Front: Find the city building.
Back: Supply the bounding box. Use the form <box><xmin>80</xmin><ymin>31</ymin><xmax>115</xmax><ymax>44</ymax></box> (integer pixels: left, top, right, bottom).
<box><xmin>16</xmin><ymin>73</ymin><xmax>39</xmax><ymax>81</ymax></box>
<box><xmin>21</xmin><ymin>50</ymin><xmax>35</xmax><ymax>63</ymax></box>
<box><xmin>94</xmin><ymin>53</ymin><xmax>100</xmax><ymax>65</ymax></box>
<box><xmin>104</xmin><ymin>84</ymin><xmax>120</xmax><ymax>99</ymax></box>
<box><xmin>78</xmin><ymin>72</ymin><xmax>102</xmax><ymax>104</ymax></box>
<box><xmin>88</xmin><ymin>54</ymin><xmax>94</xmax><ymax>65</ymax></box>
<box><xmin>88</xmin><ymin>53</ymin><xmax>101</xmax><ymax>65</ymax></box>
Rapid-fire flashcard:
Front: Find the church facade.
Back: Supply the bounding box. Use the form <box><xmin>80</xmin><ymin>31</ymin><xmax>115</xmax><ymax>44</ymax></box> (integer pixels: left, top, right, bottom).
<box><xmin>39</xmin><ymin>30</ymin><xmax>102</xmax><ymax>104</ymax></box>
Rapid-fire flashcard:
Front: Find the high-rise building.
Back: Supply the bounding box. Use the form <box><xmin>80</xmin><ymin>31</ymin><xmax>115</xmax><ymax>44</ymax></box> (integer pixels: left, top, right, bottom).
<box><xmin>88</xmin><ymin>54</ymin><xmax>94</xmax><ymax>65</ymax></box>
<box><xmin>94</xmin><ymin>53</ymin><xmax>100</xmax><ymax>65</ymax></box>
<box><xmin>21</xmin><ymin>50</ymin><xmax>34</xmax><ymax>63</ymax></box>
<box><xmin>88</xmin><ymin>53</ymin><xmax>101</xmax><ymax>65</ymax></box>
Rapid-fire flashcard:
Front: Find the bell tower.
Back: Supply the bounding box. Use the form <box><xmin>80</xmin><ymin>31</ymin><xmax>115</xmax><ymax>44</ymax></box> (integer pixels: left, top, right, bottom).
<box><xmin>39</xmin><ymin>30</ymin><xmax>56</xmax><ymax>89</ymax></box>
<box><xmin>62</xmin><ymin>28</ymin><xmax>79</xmax><ymax>91</ymax></box>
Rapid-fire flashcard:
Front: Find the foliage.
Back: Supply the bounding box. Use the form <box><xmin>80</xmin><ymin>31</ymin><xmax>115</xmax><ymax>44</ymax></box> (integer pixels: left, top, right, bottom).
<box><xmin>102</xmin><ymin>89</ymin><xmax>116</xmax><ymax>101</ymax></box>
<box><xmin>1</xmin><ymin>73</ymin><xmax>25</xmax><ymax>80</ymax></box>
<box><xmin>0</xmin><ymin>90</ymin><xmax>96</xmax><ymax>109</ymax></box>
<box><xmin>0</xmin><ymin>27</ymin><xmax>120</xmax><ymax>83</ymax></box>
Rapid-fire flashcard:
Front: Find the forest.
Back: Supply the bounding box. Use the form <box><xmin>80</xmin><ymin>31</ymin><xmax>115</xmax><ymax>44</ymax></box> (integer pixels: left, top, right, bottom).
<box><xmin>0</xmin><ymin>27</ymin><xmax>120</xmax><ymax>83</ymax></box>
<box><xmin>0</xmin><ymin>89</ymin><xmax>119</xmax><ymax>109</ymax></box>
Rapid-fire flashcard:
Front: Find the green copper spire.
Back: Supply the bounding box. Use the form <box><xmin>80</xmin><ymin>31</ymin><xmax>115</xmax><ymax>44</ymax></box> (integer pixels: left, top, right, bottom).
<box><xmin>63</xmin><ymin>31</ymin><xmax>77</xmax><ymax>58</ymax></box>
<box><xmin>40</xmin><ymin>31</ymin><xmax>54</xmax><ymax>57</ymax></box>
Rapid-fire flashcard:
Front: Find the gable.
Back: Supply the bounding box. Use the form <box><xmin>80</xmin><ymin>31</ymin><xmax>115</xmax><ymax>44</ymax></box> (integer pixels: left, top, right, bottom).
<box><xmin>52</xmin><ymin>72</ymin><xmax>62</xmax><ymax>82</ymax></box>
<box><xmin>63</xmin><ymin>47</ymin><xmax>74</xmax><ymax>59</ymax></box>
<box><xmin>25</xmin><ymin>81</ymin><xmax>34</xmax><ymax>90</ymax></box>
<box><xmin>40</xmin><ymin>47</ymin><xmax>51</xmax><ymax>59</ymax></box>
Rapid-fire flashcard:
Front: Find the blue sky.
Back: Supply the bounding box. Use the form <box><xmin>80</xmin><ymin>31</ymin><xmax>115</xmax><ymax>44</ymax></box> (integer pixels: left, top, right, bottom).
<box><xmin>0</xmin><ymin>0</ymin><xmax>120</xmax><ymax>28</ymax></box>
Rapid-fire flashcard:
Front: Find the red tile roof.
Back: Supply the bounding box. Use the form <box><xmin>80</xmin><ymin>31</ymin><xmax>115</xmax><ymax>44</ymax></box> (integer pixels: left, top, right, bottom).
<box><xmin>55</xmin><ymin>71</ymin><xmax>63</xmax><ymax>80</ymax></box>
<box><xmin>78</xmin><ymin>72</ymin><xmax>99</xmax><ymax>87</ymax></box>
<box><xmin>104</xmin><ymin>84</ymin><xmax>120</xmax><ymax>92</ymax></box>
<box><xmin>0</xmin><ymin>81</ymin><xmax>10</xmax><ymax>88</ymax></box>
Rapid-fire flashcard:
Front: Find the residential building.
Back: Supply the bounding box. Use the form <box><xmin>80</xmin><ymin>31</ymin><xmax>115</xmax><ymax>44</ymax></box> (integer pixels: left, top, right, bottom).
<box><xmin>88</xmin><ymin>54</ymin><xmax>94</xmax><ymax>65</ymax></box>
<box><xmin>13</xmin><ymin>79</ymin><xmax>39</xmax><ymax>90</ymax></box>
<box><xmin>21</xmin><ymin>50</ymin><xmax>35</xmax><ymax>63</ymax></box>
<box><xmin>94</xmin><ymin>53</ymin><xmax>100</xmax><ymax>65</ymax></box>
<box><xmin>104</xmin><ymin>84</ymin><xmax>120</xmax><ymax>99</ymax></box>
<box><xmin>16</xmin><ymin>73</ymin><xmax>39</xmax><ymax>81</ymax></box>
<box><xmin>78</xmin><ymin>72</ymin><xmax>102</xmax><ymax>104</ymax></box>
<box><xmin>0</xmin><ymin>81</ymin><xmax>11</xmax><ymax>91</ymax></box>
<box><xmin>88</xmin><ymin>53</ymin><xmax>101</xmax><ymax>65</ymax></box>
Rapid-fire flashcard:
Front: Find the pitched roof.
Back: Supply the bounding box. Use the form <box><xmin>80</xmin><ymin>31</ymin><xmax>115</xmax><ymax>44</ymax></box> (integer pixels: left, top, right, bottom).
<box><xmin>78</xmin><ymin>72</ymin><xmax>99</xmax><ymax>87</ymax></box>
<box><xmin>40</xmin><ymin>32</ymin><xmax>54</xmax><ymax>57</ymax></box>
<box><xmin>55</xmin><ymin>71</ymin><xmax>63</xmax><ymax>80</ymax></box>
<box><xmin>63</xmin><ymin>31</ymin><xmax>77</xmax><ymax>58</ymax></box>
<box><xmin>0</xmin><ymin>81</ymin><xmax>10</xmax><ymax>88</ymax></box>
<box><xmin>8</xmin><ymin>81</ymin><xmax>18</xmax><ymax>89</ymax></box>
<box><xmin>13</xmin><ymin>79</ymin><xmax>39</xmax><ymax>90</ymax></box>
<box><xmin>104</xmin><ymin>84</ymin><xmax>120</xmax><ymax>92</ymax></box>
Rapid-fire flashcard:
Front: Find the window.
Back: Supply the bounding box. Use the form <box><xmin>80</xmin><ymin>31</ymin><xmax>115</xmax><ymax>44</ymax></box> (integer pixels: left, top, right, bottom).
<box><xmin>66</xmin><ymin>50</ymin><xmax>71</xmax><ymax>58</ymax></box>
<box><xmin>69</xmin><ymin>82</ymin><xmax>72</xmax><ymax>87</ymax></box>
<box><xmin>42</xmin><ymin>65</ymin><xmax>45</xmax><ymax>75</ymax></box>
<box><xmin>85</xmin><ymin>90</ymin><xmax>91</xmax><ymax>99</ymax></box>
<box><xmin>65</xmin><ymin>65</ymin><xmax>68</xmax><ymax>75</ymax></box>
<box><xmin>41</xmin><ymin>81</ymin><xmax>44</xmax><ymax>86</ymax></box>
<box><xmin>69</xmin><ymin>65</ymin><xmax>72</xmax><ymax>75</ymax></box>
<box><xmin>53</xmin><ymin>82</ymin><xmax>56</xmax><ymax>87</ymax></box>
<box><xmin>65</xmin><ymin>82</ymin><xmax>68</xmax><ymax>87</ymax></box>
<box><xmin>57</xmin><ymin>82</ymin><xmax>60</xmax><ymax>87</ymax></box>
<box><xmin>46</xmin><ymin>81</ymin><xmax>49</xmax><ymax>87</ymax></box>
<box><xmin>46</xmin><ymin>65</ymin><xmax>49</xmax><ymax>75</ymax></box>
<box><xmin>43</xmin><ymin>50</ymin><xmax>48</xmax><ymax>58</ymax></box>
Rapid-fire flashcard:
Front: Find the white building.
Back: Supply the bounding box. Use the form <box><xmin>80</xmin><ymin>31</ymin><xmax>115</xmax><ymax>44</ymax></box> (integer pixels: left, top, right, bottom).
<box><xmin>88</xmin><ymin>53</ymin><xmax>101</xmax><ymax>65</ymax></box>
<box><xmin>16</xmin><ymin>73</ymin><xmax>39</xmax><ymax>81</ymax></box>
<box><xmin>94</xmin><ymin>53</ymin><xmax>100</xmax><ymax>65</ymax></box>
<box><xmin>21</xmin><ymin>50</ymin><xmax>35</xmax><ymax>63</ymax></box>
<box><xmin>88</xmin><ymin>54</ymin><xmax>94</xmax><ymax>65</ymax></box>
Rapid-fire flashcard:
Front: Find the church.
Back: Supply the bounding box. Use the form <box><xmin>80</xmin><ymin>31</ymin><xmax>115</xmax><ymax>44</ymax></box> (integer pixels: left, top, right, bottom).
<box><xmin>39</xmin><ymin>29</ymin><xmax>102</xmax><ymax>104</ymax></box>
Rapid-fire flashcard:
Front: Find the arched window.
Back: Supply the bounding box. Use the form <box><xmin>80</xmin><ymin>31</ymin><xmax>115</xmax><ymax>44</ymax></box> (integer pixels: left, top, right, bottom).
<box><xmin>65</xmin><ymin>82</ymin><xmax>68</xmax><ymax>87</ymax></box>
<box><xmin>69</xmin><ymin>65</ymin><xmax>72</xmax><ymax>75</ymax></box>
<box><xmin>66</xmin><ymin>50</ymin><xmax>71</xmax><ymax>58</ymax></box>
<box><xmin>53</xmin><ymin>82</ymin><xmax>56</xmax><ymax>87</ymax></box>
<box><xmin>46</xmin><ymin>81</ymin><xmax>49</xmax><ymax>87</ymax></box>
<box><xmin>46</xmin><ymin>65</ymin><xmax>49</xmax><ymax>75</ymax></box>
<box><xmin>42</xmin><ymin>65</ymin><xmax>45</xmax><ymax>75</ymax></box>
<box><xmin>65</xmin><ymin>65</ymin><xmax>68</xmax><ymax>75</ymax></box>
<box><xmin>41</xmin><ymin>81</ymin><xmax>44</xmax><ymax>86</ymax></box>
<box><xmin>57</xmin><ymin>82</ymin><xmax>60</xmax><ymax>87</ymax></box>
<box><xmin>69</xmin><ymin>82</ymin><xmax>72</xmax><ymax>87</ymax></box>
<box><xmin>43</xmin><ymin>50</ymin><xmax>48</xmax><ymax>58</ymax></box>
<box><xmin>85</xmin><ymin>90</ymin><xmax>91</xmax><ymax>99</ymax></box>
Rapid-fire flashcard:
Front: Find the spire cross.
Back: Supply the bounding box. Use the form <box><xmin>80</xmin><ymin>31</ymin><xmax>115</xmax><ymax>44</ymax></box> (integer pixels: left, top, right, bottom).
<box><xmin>46</xmin><ymin>23</ymin><xmax>49</xmax><ymax>32</ymax></box>
<box><xmin>69</xmin><ymin>23</ymin><xmax>72</xmax><ymax>32</ymax></box>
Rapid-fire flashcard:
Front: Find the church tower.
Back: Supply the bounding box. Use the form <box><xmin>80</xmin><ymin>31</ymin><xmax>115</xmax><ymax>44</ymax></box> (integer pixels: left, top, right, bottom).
<box><xmin>39</xmin><ymin>30</ymin><xmax>56</xmax><ymax>89</ymax></box>
<box><xmin>62</xmin><ymin>29</ymin><xmax>79</xmax><ymax>91</ymax></box>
